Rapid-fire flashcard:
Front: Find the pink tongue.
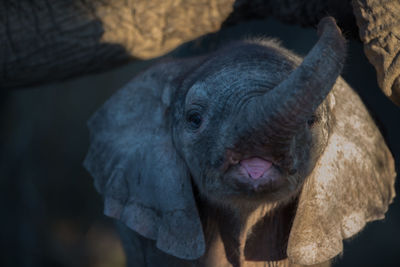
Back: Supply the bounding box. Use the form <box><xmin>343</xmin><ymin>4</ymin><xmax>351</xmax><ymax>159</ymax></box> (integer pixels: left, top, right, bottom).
<box><xmin>240</xmin><ymin>157</ymin><xmax>272</xmax><ymax>179</ymax></box>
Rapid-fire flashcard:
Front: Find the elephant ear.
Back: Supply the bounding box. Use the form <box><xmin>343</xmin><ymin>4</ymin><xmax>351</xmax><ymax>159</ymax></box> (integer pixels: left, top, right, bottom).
<box><xmin>84</xmin><ymin>59</ymin><xmax>206</xmax><ymax>260</ymax></box>
<box><xmin>287</xmin><ymin>78</ymin><xmax>396</xmax><ymax>265</ymax></box>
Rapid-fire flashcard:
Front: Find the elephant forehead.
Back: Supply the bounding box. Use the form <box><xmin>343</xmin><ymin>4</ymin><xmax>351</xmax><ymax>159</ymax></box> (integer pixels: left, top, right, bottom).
<box><xmin>206</xmin><ymin>64</ymin><xmax>281</xmax><ymax>88</ymax></box>
<box><xmin>186</xmin><ymin>66</ymin><xmax>279</xmax><ymax>105</ymax></box>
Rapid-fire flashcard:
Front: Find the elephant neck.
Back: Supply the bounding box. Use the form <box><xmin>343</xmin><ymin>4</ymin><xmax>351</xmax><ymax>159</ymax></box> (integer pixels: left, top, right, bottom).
<box><xmin>196</xmin><ymin>194</ymin><xmax>299</xmax><ymax>267</ymax></box>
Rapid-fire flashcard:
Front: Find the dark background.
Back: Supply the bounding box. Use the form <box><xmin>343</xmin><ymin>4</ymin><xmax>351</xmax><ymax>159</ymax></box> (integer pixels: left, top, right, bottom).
<box><xmin>1</xmin><ymin>18</ymin><xmax>399</xmax><ymax>267</ymax></box>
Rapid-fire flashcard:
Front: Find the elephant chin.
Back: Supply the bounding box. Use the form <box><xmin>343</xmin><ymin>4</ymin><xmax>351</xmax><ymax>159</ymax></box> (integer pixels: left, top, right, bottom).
<box><xmin>225</xmin><ymin>164</ymin><xmax>288</xmax><ymax>197</ymax></box>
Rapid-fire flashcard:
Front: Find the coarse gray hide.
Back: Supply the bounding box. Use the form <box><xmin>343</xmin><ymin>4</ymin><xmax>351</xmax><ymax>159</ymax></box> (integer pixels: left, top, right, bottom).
<box><xmin>84</xmin><ymin>18</ymin><xmax>396</xmax><ymax>267</ymax></box>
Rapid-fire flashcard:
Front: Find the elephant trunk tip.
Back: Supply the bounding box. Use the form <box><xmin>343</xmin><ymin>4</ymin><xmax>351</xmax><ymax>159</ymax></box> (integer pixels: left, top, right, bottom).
<box><xmin>317</xmin><ymin>16</ymin><xmax>347</xmax><ymax>61</ymax></box>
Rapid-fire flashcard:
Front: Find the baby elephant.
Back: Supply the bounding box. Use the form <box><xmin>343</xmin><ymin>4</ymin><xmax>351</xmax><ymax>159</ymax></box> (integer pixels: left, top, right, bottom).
<box><xmin>84</xmin><ymin>17</ymin><xmax>396</xmax><ymax>267</ymax></box>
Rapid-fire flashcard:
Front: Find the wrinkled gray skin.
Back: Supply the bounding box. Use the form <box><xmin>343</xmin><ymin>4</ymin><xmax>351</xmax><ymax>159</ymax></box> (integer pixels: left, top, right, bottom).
<box><xmin>3</xmin><ymin>0</ymin><xmax>400</xmax><ymax>106</ymax></box>
<box><xmin>173</xmin><ymin>41</ymin><xmax>321</xmax><ymax>206</ymax></box>
<box><xmin>84</xmin><ymin>18</ymin><xmax>395</xmax><ymax>267</ymax></box>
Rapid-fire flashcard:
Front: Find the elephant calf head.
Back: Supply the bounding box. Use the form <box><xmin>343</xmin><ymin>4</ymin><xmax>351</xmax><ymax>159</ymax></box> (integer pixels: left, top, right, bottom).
<box><xmin>171</xmin><ymin>17</ymin><xmax>345</xmax><ymax>208</ymax></box>
<box><xmin>84</xmin><ymin>17</ymin><xmax>396</xmax><ymax>266</ymax></box>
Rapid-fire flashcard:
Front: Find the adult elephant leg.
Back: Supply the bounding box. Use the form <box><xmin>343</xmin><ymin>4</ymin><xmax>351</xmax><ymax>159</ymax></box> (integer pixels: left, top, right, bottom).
<box><xmin>0</xmin><ymin>0</ymin><xmax>233</xmax><ymax>89</ymax></box>
<box><xmin>352</xmin><ymin>0</ymin><xmax>400</xmax><ymax>106</ymax></box>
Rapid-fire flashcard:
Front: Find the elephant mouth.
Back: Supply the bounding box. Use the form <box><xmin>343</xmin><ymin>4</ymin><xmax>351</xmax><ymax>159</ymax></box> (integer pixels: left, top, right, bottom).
<box><xmin>224</xmin><ymin>155</ymin><xmax>287</xmax><ymax>194</ymax></box>
<box><xmin>240</xmin><ymin>157</ymin><xmax>273</xmax><ymax>179</ymax></box>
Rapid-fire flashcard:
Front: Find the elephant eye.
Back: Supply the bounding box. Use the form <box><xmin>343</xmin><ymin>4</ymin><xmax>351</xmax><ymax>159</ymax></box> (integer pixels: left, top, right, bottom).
<box><xmin>186</xmin><ymin>111</ymin><xmax>202</xmax><ymax>129</ymax></box>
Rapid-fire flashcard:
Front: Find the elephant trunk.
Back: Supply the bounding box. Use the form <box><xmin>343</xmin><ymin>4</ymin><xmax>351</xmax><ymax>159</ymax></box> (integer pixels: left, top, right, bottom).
<box><xmin>240</xmin><ymin>17</ymin><xmax>346</xmax><ymax>153</ymax></box>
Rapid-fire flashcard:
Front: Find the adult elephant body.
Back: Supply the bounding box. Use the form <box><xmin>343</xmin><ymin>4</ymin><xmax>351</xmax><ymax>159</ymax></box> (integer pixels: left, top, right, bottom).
<box><xmin>2</xmin><ymin>0</ymin><xmax>400</xmax><ymax>105</ymax></box>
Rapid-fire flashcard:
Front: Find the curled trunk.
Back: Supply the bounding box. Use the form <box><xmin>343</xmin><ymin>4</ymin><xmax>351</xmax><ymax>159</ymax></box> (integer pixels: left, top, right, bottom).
<box><xmin>245</xmin><ymin>17</ymin><xmax>346</xmax><ymax>146</ymax></box>
<box><xmin>224</xmin><ymin>0</ymin><xmax>359</xmax><ymax>39</ymax></box>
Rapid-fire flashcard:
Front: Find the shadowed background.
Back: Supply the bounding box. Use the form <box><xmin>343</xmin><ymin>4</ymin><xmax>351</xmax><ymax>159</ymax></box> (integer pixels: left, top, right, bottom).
<box><xmin>1</xmin><ymin>18</ymin><xmax>399</xmax><ymax>267</ymax></box>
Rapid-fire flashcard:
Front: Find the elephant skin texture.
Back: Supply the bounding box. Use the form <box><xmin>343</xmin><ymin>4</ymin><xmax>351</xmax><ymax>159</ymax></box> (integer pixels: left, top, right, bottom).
<box><xmin>352</xmin><ymin>0</ymin><xmax>400</xmax><ymax>106</ymax></box>
<box><xmin>3</xmin><ymin>0</ymin><xmax>400</xmax><ymax>106</ymax></box>
<box><xmin>84</xmin><ymin>18</ymin><xmax>396</xmax><ymax>267</ymax></box>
